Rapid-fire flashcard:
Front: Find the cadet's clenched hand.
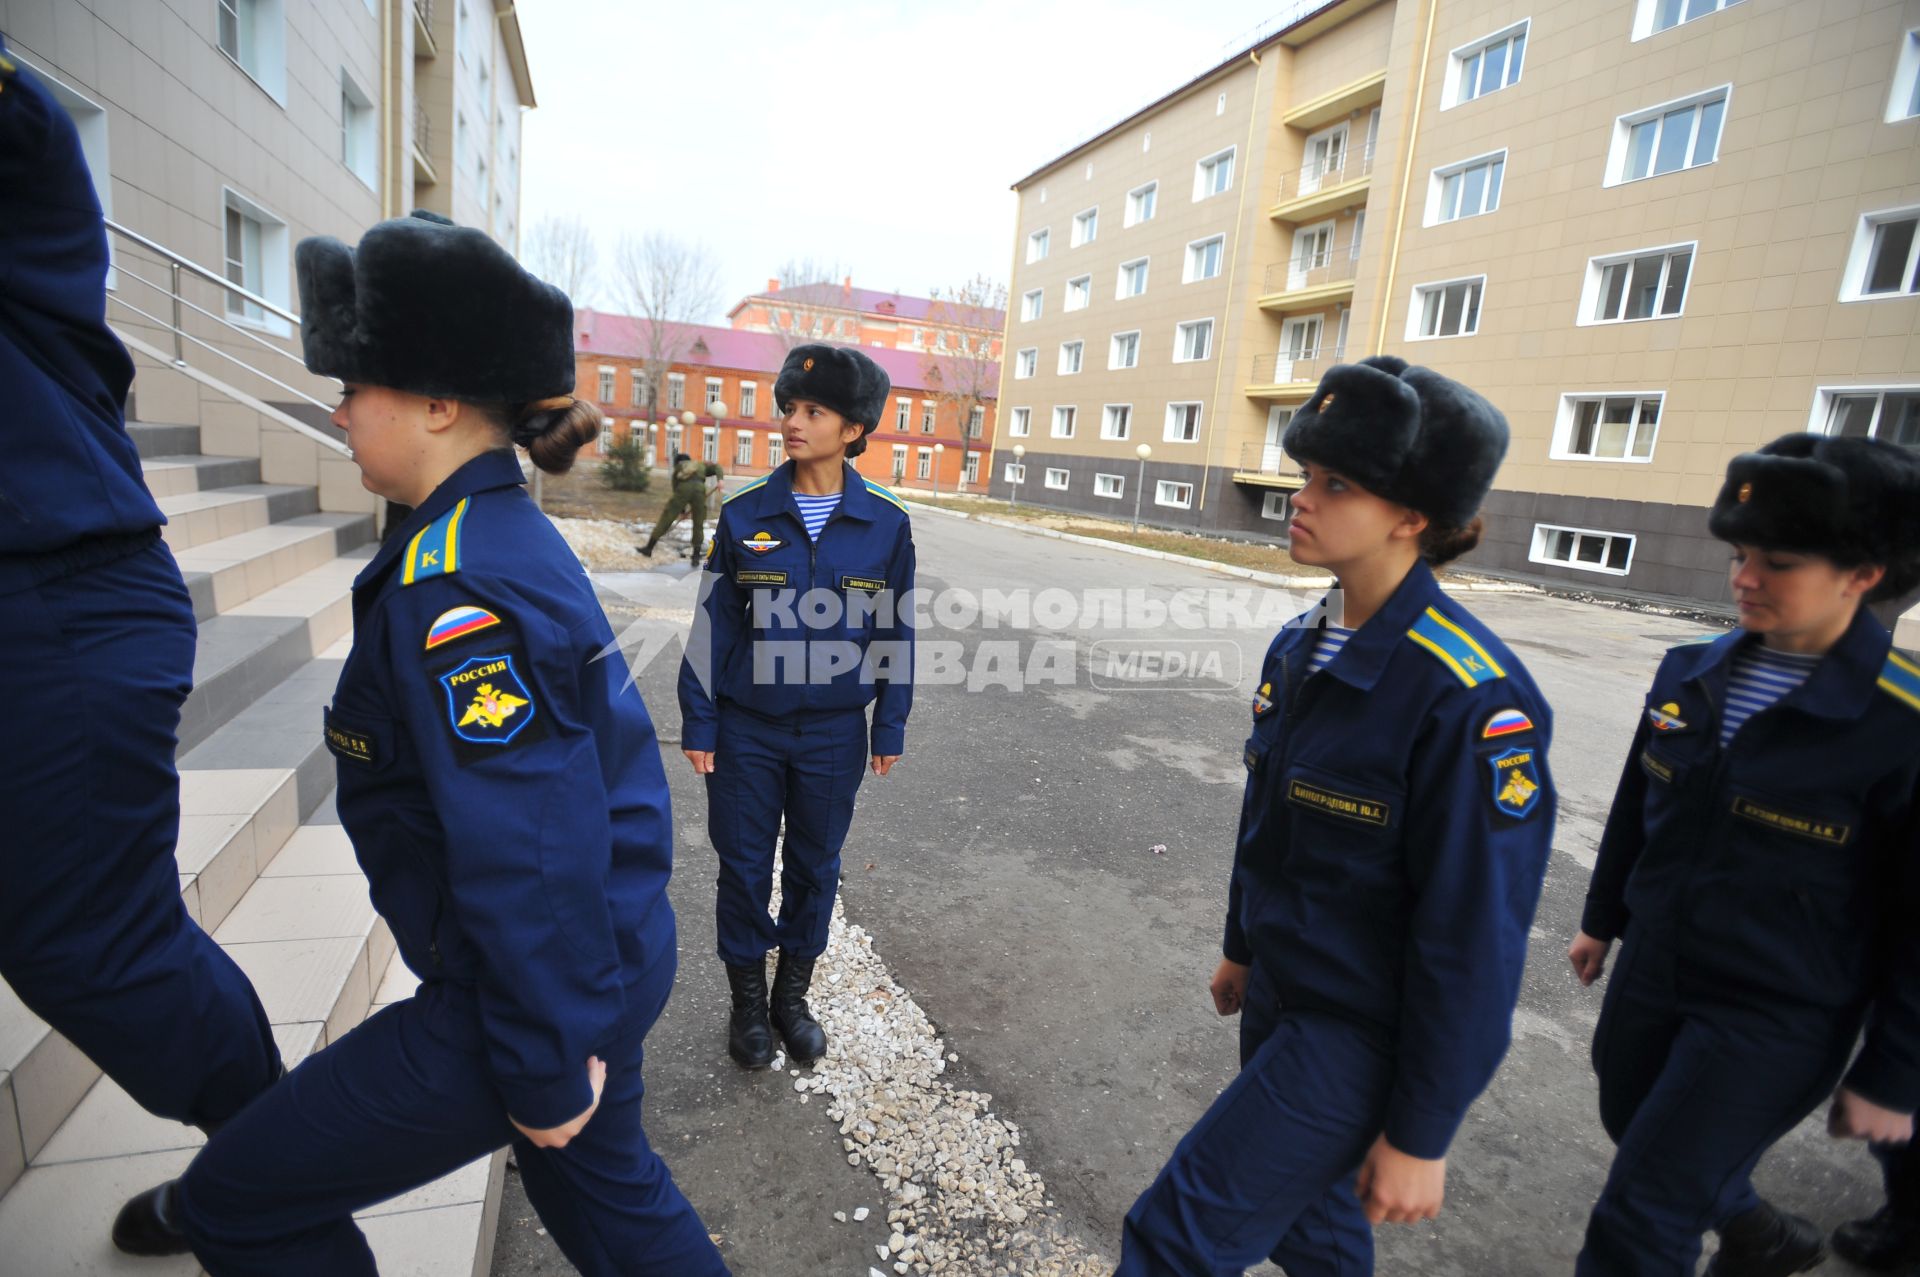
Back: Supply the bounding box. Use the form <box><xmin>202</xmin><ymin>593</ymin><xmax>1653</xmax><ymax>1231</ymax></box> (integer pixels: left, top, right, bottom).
<box><xmin>1355</xmin><ymin>1134</ymin><xmax>1446</xmax><ymax>1225</ymax></box>
<box><xmin>683</xmin><ymin>750</ymin><xmax>715</xmax><ymax>774</ymax></box>
<box><xmin>1567</xmin><ymin>931</ymin><xmax>1612</xmax><ymax>986</ymax></box>
<box><xmin>871</xmin><ymin>754</ymin><xmax>901</xmax><ymax>777</ymax></box>
<box><xmin>1210</xmin><ymin>957</ymin><xmax>1249</xmax><ymax>1016</ymax></box>
<box><xmin>511</xmin><ymin>1057</ymin><xmax>606</xmax><ymax>1149</ymax></box>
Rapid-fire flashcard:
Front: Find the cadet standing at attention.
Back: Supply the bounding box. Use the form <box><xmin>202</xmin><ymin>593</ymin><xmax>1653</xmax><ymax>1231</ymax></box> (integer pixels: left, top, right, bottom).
<box><xmin>0</xmin><ymin>39</ymin><xmax>283</xmax><ymax>1142</ymax></box>
<box><xmin>112</xmin><ymin>212</ymin><xmax>727</xmax><ymax>1277</ymax></box>
<box><xmin>1118</xmin><ymin>356</ymin><xmax>1558</xmax><ymax>1277</ymax></box>
<box><xmin>678</xmin><ymin>343</ymin><xmax>914</xmax><ymax>1072</ymax></box>
<box><xmin>1568</xmin><ymin>433</ymin><xmax>1920</xmax><ymax>1277</ymax></box>
<box><xmin>638</xmin><ymin>449</ymin><xmax>723</xmax><ymax>561</ymax></box>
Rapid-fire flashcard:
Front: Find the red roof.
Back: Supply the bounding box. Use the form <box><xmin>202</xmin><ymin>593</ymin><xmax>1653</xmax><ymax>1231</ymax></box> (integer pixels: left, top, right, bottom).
<box><xmin>725</xmin><ymin>282</ymin><xmax>1005</xmax><ymax>329</ymax></box>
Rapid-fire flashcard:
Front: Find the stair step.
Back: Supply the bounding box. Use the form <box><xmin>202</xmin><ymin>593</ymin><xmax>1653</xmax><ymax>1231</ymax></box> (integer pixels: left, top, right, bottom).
<box><xmin>140</xmin><ymin>454</ymin><xmax>261</xmax><ymax>499</ymax></box>
<box><xmin>157</xmin><ymin>485</ymin><xmax>318</xmax><ymax>552</ymax></box>
<box><xmin>180</xmin><ymin>648</ymin><xmax>351</xmax><ymax>819</ymax></box>
<box><xmin>125</xmin><ymin>422</ymin><xmax>200</xmax><ymax>459</ymax></box>
<box><xmin>173</xmin><ymin>515</ymin><xmax>373</xmax><ymax>621</ymax></box>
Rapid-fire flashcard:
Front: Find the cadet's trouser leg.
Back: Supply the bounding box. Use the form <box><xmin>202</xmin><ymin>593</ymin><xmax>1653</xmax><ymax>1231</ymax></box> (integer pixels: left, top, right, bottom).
<box><xmin>687</xmin><ymin>490</ymin><xmax>708</xmax><ymax>559</ymax></box>
<box><xmin>707</xmin><ymin>708</ymin><xmax>789</xmax><ymax>966</ymax></box>
<box><xmin>643</xmin><ymin>492</ymin><xmax>690</xmax><ymax>550</ymax></box>
<box><xmin>1118</xmin><ymin>967</ymin><xmax>1392</xmax><ymax>1277</ymax></box>
<box><xmin>0</xmin><ymin>542</ymin><xmax>280</xmax><ymax>1129</ymax></box>
<box><xmin>1577</xmin><ymin>941</ymin><xmax>1855</xmax><ymax>1277</ymax></box>
<box><xmin>1875</xmin><ymin>1136</ymin><xmax>1920</xmax><ymax>1216</ymax></box>
<box><xmin>774</xmin><ymin>710</ymin><xmax>866</xmax><ymax>959</ymax></box>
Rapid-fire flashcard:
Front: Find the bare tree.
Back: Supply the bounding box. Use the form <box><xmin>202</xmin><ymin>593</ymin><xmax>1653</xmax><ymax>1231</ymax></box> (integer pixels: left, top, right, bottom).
<box><xmin>758</xmin><ymin>257</ymin><xmax>857</xmax><ymax>350</ymax></box>
<box><xmin>612</xmin><ymin>232</ymin><xmax>722</xmax><ymax>441</ymax></box>
<box><xmin>922</xmin><ymin>273</ymin><xmax>1007</xmax><ymax>490</ymax></box>
<box><xmin>521</xmin><ymin>215</ymin><xmax>600</xmax><ymax>306</ymax></box>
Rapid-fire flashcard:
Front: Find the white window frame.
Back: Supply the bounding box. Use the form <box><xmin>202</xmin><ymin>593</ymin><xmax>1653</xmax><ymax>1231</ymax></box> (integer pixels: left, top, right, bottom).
<box><xmin>1164</xmin><ymin>402</ymin><xmax>1203</xmax><ymax>444</ymax></box>
<box><xmin>1125</xmin><ymin>181</ymin><xmax>1158</xmax><ymax>227</ymax></box>
<box><xmin>702</xmin><ymin>426</ymin><xmax>719</xmax><ymax>463</ymax></box>
<box><xmin>1044</xmin><ymin>467</ymin><xmax>1071</xmax><ymax>490</ymax></box>
<box><xmin>1578</xmin><ymin>242</ymin><xmax>1696</xmax><ymax>324</ymax></box>
<box><xmin>1807</xmin><ymin>385</ymin><xmax>1920</xmax><ymax>447</ymax></box>
<box><xmin>1117</xmin><ymin>257</ymin><xmax>1150</xmax><ymax>299</ymax></box>
<box><xmin>968</xmin><ymin>405</ymin><xmax>985</xmax><ymax>436</ymax></box>
<box><xmin>1550</xmin><ymin>392</ymin><xmax>1666</xmax><ymax>463</ymax></box>
<box><xmin>895</xmin><ymin>397</ymin><xmax>912</xmax><ymax>430</ymax></box>
<box><xmin>1004</xmin><ymin>462</ymin><xmax>1027</xmax><ymax>483</ymax></box>
<box><xmin>1840</xmin><ymin>206</ymin><xmax>1920</xmax><ymax>302</ymax></box>
<box><xmin>1155</xmin><ymin>479</ymin><xmax>1194</xmax><ymax>509</ymax></box>
<box><xmin>1014</xmin><ymin>348</ymin><xmax>1038</xmax><ymax>380</ymax></box>
<box><xmin>630</xmin><ymin>371</ymin><xmax>649</xmax><ymax>408</ymax></box>
<box><xmin>1261</xmin><ymin>491</ymin><xmax>1292</xmax><ymax>521</ymax></box>
<box><xmin>1065</xmin><ymin>275</ymin><xmax>1092</xmax><ymax>312</ymax></box>
<box><xmin>891</xmin><ymin>444</ymin><xmax>909</xmax><ymax>480</ymax></box>
<box><xmin>1288</xmin><ymin>220</ymin><xmax>1337</xmax><ymax>286</ymax></box>
<box><xmin>735</xmin><ymin>431</ymin><xmax>754</xmax><ymax>466</ymax></box>
<box><xmin>1530</xmin><ymin>523</ymin><xmax>1636</xmax><ymax>575</ymax></box>
<box><xmin>1173</xmin><ymin>319</ymin><xmax>1214</xmax><ymax>363</ymax></box>
<box><xmin>1008</xmin><ymin>406</ymin><xmax>1032</xmax><ymax>437</ymax></box>
<box><xmin>1299</xmin><ymin>122</ymin><xmax>1349</xmax><ymax>194</ymax></box>
<box><xmin>1058</xmin><ymin>341</ymin><xmax>1084</xmax><ymax>375</ymax></box>
<box><xmin>767</xmin><ymin>435</ymin><xmax>785</xmax><ymax>466</ymax></box>
<box><xmin>1072</xmin><ymin>207</ymin><xmax>1099</xmax><ymax>247</ymax></box>
<box><xmin>216</xmin><ymin>0</ymin><xmax>288</xmax><ymax>104</ymax></box>
<box><xmin>666</xmin><ymin>372</ymin><xmax>685</xmax><ymax>409</ymax></box>
<box><xmin>1443</xmin><ymin>20</ymin><xmax>1528</xmax><ymax>109</ymax></box>
<box><xmin>1424</xmin><ymin>150</ymin><xmax>1507</xmax><ymax>226</ymax></box>
<box><xmin>1184</xmin><ymin>234</ymin><xmax>1225</xmax><ymax>283</ymax></box>
<box><xmin>1021</xmin><ymin>288</ymin><xmax>1044</xmax><ymax>321</ymax></box>
<box><xmin>704</xmin><ymin>377</ymin><xmax>724</xmax><ymax>409</ymax></box>
<box><xmin>220</xmin><ymin>187</ymin><xmax>291</xmax><ymax>335</ymax></box>
<box><xmin>1095</xmin><ymin>473</ymin><xmax>1125</xmax><ymax>499</ymax></box>
<box><xmin>339</xmin><ymin>69</ymin><xmax>376</xmax><ymax>189</ymax></box>
<box><xmin>1193</xmin><ymin>146</ymin><xmax>1235</xmax><ymax>201</ymax></box>
<box><xmin>1604</xmin><ymin>86</ymin><xmax>1731</xmax><ymax>187</ymax></box>
<box><xmin>1109</xmin><ymin>330</ymin><xmax>1141</xmax><ymax>370</ymax></box>
<box><xmin>1051</xmin><ymin>406</ymin><xmax>1078</xmax><ymax>438</ymax></box>
<box><xmin>1631</xmin><ymin>0</ymin><xmax>1747</xmax><ymax>41</ymax></box>
<box><xmin>1889</xmin><ymin>30</ymin><xmax>1920</xmax><ymax>123</ymax></box>
<box><xmin>1407</xmin><ymin>275</ymin><xmax>1486</xmax><ymax>341</ymax></box>
<box><xmin>740</xmin><ymin>381</ymin><xmax>758</xmax><ymax>418</ymax></box>
<box><xmin>964</xmin><ymin>451</ymin><xmax>981</xmax><ymax>485</ymax></box>
<box><xmin>598</xmin><ymin>418</ymin><xmax>614</xmax><ymax>455</ymax></box>
<box><xmin>1100</xmin><ymin>403</ymin><xmax>1133</xmax><ymax>440</ymax></box>
<box><xmin>597</xmin><ymin>365</ymin><xmax>616</xmax><ymax>403</ymax></box>
<box><xmin>918</xmin><ymin>447</ymin><xmax>935</xmax><ymax>480</ymax></box>
<box><xmin>1027</xmin><ymin>228</ymin><xmax>1050</xmax><ymax>262</ymax></box>
<box><xmin>921</xmin><ymin>400</ymin><xmax>936</xmax><ymax>433</ymax></box>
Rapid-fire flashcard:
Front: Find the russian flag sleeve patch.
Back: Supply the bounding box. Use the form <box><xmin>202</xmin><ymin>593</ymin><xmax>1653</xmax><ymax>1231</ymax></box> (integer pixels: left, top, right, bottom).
<box><xmin>1481</xmin><ymin>707</ymin><xmax>1535</xmax><ymax>739</ymax></box>
<box><xmin>425</xmin><ymin>605</ymin><xmax>503</xmax><ymax>650</ymax></box>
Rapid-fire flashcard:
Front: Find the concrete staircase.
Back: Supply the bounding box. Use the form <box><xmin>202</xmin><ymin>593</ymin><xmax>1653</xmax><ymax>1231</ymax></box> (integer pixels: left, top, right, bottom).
<box><xmin>0</xmin><ymin>424</ymin><xmax>506</xmax><ymax>1273</ymax></box>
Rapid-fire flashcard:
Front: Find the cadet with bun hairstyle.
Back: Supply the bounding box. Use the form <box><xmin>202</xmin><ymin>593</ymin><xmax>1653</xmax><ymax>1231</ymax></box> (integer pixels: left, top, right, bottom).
<box><xmin>112</xmin><ymin>212</ymin><xmax>728</xmax><ymax>1277</ymax></box>
<box><xmin>1569</xmin><ymin>433</ymin><xmax>1920</xmax><ymax>1277</ymax></box>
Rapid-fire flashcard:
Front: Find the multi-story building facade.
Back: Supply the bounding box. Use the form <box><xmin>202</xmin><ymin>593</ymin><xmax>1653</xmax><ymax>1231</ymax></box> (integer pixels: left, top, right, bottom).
<box><xmin>574</xmin><ymin>309</ymin><xmax>998</xmax><ymax>493</ymax></box>
<box><xmin>990</xmin><ymin>0</ymin><xmax>1920</xmax><ymax>605</ymax></box>
<box><xmin>729</xmin><ymin>279</ymin><xmax>1005</xmax><ymax>361</ymax></box>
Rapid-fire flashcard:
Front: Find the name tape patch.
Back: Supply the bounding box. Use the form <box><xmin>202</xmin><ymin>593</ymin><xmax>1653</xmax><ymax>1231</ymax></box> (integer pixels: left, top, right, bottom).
<box><xmin>736</xmin><ymin>568</ymin><xmax>790</xmax><ymax>587</ymax></box>
<box><xmin>839</xmin><ymin>574</ymin><xmax>887</xmax><ymax>593</ymax></box>
<box><xmin>323</xmin><ymin>714</ymin><xmax>378</xmax><ymax>766</ymax></box>
<box><xmin>1286</xmin><ymin>779</ymin><xmax>1391</xmax><ymax>827</ymax></box>
<box><xmin>1731</xmin><ymin>797</ymin><xmax>1850</xmax><ymax>846</ymax></box>
<box><xmin>1640</xmin><ymin>749</ymin><xmax>1676</xmax><ymax>784</ymax></box>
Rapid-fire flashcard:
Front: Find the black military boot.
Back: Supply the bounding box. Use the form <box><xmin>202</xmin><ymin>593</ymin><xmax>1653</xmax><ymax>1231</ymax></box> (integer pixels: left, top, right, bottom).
<box><xmin>769</xmin><ymin>950</ymin><xmax>827</xmax><ymax>1066</ymax></box>
<box><xmin>112</xmin><ymin>1180</ymin><xmax>192</xmax><ymax>1257</ymax></box>
<box><xmin>724</xmin><ymin>961</ymin><xmax>775</xmax><ymax>1069</ymax></box>
<box><xmin>1707</xmin><ymin>1202</ymin><xmax>1828</xmax><ymax>1277</ymax></box>
<box><xmin>1834</xmin><ymin>1204</ymin><xmax>1920</xmax><ymax>1270</ymax></box>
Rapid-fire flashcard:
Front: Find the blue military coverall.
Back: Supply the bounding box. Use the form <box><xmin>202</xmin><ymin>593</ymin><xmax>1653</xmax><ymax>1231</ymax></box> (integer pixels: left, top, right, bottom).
<box><xmin>1576</xmin><ymin>611</ymin><xmax>1920</xmax><ymax>1276</ymax></box>
<box><xmin>172</xmin><ymin>449</ymin><xmax>726</xmax><ymax>1277</ymax></box>
<box><xmin>678</xmin><ymin>461</ymin><xmax>914</xmax><ymax>966</ymax></box>
<box><xmin>0</xmin><ymin>40</ymin><xmax>281</xmax><ymax>1129</ymax></box>
<box><xmin>1120</xmin><ymin>560</ymin><xmax>1557</xmax><ymax>1277</ymax></box>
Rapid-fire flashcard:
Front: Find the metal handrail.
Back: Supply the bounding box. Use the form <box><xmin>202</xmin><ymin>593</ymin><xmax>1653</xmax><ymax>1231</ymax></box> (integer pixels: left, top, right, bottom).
<box><xmin>109</xmin><ymin>293</ymin><xmax>337</xmax><ymax>418</ymax></box>
<box><xmin>1237</xmin><ymin>442</ymin><xmax>1300</xmax><ymax>476</ymax></box>
<box><xmin>1262</xmin><ymin>253</ymin><xmax>1360</xmax><ymax>295</ymax></box>
<box><xmin>1249</xmin><ymin>347</ymin><xmax>1345</xmax><ymax>387</ymax></box>
<box><xmin>106</xmin><ymin>218</ymin><xmax>301</xmax><ymax>327</ymax></box>
<box><xmin>112</xmin><ymin>258</ymin><xmax>310</xmax><ymax>374</ymax></box>
<box><xmin>1275</xmin><ymin>146</ymin><xmax>1377</xmax><ymax>201</ymax></box>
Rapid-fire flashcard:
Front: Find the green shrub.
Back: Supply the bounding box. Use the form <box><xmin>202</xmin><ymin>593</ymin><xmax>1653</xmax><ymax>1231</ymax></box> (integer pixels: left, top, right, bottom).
<box><xmin>599</xmin><ymin>436</ymin><xmax>652</xmax><ymax>492</ymax></box>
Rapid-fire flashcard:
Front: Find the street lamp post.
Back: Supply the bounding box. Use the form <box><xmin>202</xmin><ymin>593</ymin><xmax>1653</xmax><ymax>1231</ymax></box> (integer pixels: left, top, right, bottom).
<box><xmin>1132</xmin><ymin>443</ymin><xmax>1152</xmax><ymax>532</ymax></box>
<box><xmin>1011</xmin><ymin>443</ymin><xmax>1026</xmax><ymax>509</ymax></box>
<box><xmin>932</xmin><ymin>443</ymin><xmax>945</xmax><ymax>499</ymax></box>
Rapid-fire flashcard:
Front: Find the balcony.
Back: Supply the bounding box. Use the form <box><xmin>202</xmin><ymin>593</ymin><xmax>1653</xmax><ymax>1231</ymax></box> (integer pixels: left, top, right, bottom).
<box><xmin>1257</xmin><ymin>253</ymin><xmax>1358</xmax><ymax>312</ymax></box>
<box><xmin>1244</xmin><ymin>347</ymin><xmax>1344</xmax><ymax>401</ymax></box>
<box><xmin>1269</xmin><ymin>146</ymin><xmax>1375</xmax><ymax>224</ymax></box>
<box><xmin>1231</xmin><ymin>442</ymin><xmax>1306</xmax><ymax>488</ymax></box>
<box><xmin>411</xmin><ymin>100</ymin><xmax>437</xmax><ymax>186</ymax></box>
<box><xmin>1281</xmin><ymin>69</ymin><xmax>1387</xmax><ymax>133</ymax></box>
<box><xmin>413</xmin><ymin>0</ymin><xmax>437</xmax><ymax>57</ymax></box>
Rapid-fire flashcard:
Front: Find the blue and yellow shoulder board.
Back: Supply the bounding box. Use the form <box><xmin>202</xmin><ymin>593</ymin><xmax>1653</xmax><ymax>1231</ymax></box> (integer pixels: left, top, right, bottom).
<box><xmin>1878</xmin><ymin>649</ymin><xmax>1920</xmax><ymax>714</ymax></box>
<box><xmin>730</xmin><ymin>475</ymin><xmax>770</xmax><ymax>503</ymax></box>
<box><xmin>401</xmin><ymin>497</ymin><xmax>470</xmax><ymax>586</ymax></box>
<box><xmin>863</xmin><ymin>478</ymin><xmax>909</xmax><ymax>515</ymax></box>
<box><xmin>1675</xmin><ymin>632</ymin><xmax>1723</xmax><ymax>647</ymax></box>
<box><xmin>1407</xmin><ymin>606</ymin><xmax>1507</xmax><ymax>689</ymax></box>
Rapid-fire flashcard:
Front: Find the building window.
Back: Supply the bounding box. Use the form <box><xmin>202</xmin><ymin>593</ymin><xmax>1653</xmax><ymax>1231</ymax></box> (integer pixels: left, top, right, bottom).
<box><xmin>1015</xmin><ymin>348</ymin><xmax>1038</xmax><ymax>379</ymax></box>
<box><xmin>1608</xmin><ymin>87</ymin><xmax>1729</xmax><ymax>185</ymax></box>
<box><xmin>1072</xmin><ymin>207</ymin><xmax>1098</xmax><ymax>247</ymax></box>
<box><xmin>340</xmin><ymin>70</ymin><xmax>375</xmax><ymax>187</ymax></box>
<box><xmin>1101</xmin><ymin>404</ymin><xmax>1133</xmax><ymax>440</ymax></box>
<box><xmin>1174</xmin><ymin>320</ymin><xmax>1213</xmax><ymax>363</ymax></box>
<box><xmin>1843</xmin><ymin>208</ymin><xmax>1920</xmax><ymax>301</ymax></box>
<box><xmin>768</xmin><ymin>434</ymin><xmax>784</xmax><ymax>466</ymax></box>
<box><xmin>1531</xmin><ymin>524</ymin><xmax>1635</xmax><ymax>574</ymax></box>
<box><xmin>1004</xmin><ymin>462</ymin><xmax>1026</xmax><ymax>483</ymax></box>
<box><xmin>1409</xmin><ymin>277</ymin><xmax>1485</xmax><ymax>340</ymax></box>
<box><xmin>1813</xmin><ymin>387</ymin><xmax>1920</xmax><ymax>447</ymax></box>
<box><xmin>921</xmin><ymin>400</ymin><xmax>936</xmax><ymax>432</ymax></box>
<box><xmin>891</xmin><ymin>445</ymin><xmax>908</xmax><ymax>479</ymax></box>
<box><xmin>1633</xmin><ymin>0</ymin><xmax>1746</xmax><ymax>40</ymax></box>
<box><xmin>216</xmin><ymin>0</ymin><xmax>287</xmax><ymax>103</ymax></box>
<box><xmin>1351</xmin><ymin>211</ymin><xmax>1367</xmax><ymax>258</ymax></box>
<box><xmin>1448</xmin><ymin>21</ymin><xmax>1527</xmax><ymax>107</ymax></box>
<box><xmin>630</xmin><ymin>372</ymin><xmax>650</xmax><ymax>408</ymax></box>
<box><xmin>895</xmin><ymin>398</ymin><xmax>912</xmax><ymax>430</ymax></box>
<box><xmin>1095</xmin><ymin>473</ymin><xmax>1125</xmax><ymax>499</ymax></box>
<box><xmin>1059</xmin><ymin>341</ymin><xmax>1084</xmax><ymax>375</ymax></box>
<box><xmin>667</xmin><ymin>373</ymin><xmax>685</xmax><ymax>409</ymax></box>
<box><xmin>1109</xmin><ymin>331</ymin><xmax>1140</xmax><ymax>370</ymax></box>
<box><xmin>705</xmin><ymin>377</ymin><xmax>724</xmax><ymax>409</ymax></box>
<box><xmin>1194</xmin><ymin>147</ymin><xmax>1235</xmax><ymax>200</ymax></box>
<box><xmin>1164</xmin><ymin>402</ymin><xmax>1202</xmax><ymax>443</ymax></box>
<box><xmin>964</xmin><ymin>452</ymin><xmax>981</xmax><ymax>484</ymax></box>
<box><xmin>1261</xmin><ymin>491</ymin><xmax>1291</xmax><ymax>522</ymax></box>
<box><xmin>1427</xmin><ymin>151</ymin><xmax>1505</xmax><ymax>224</ymax></box>
<box><xmin>1889</xmin><ymin>30</ymin><xmax>1920</xmax><ymax>122</ymax></box>
<box><xmin>1044</xmin><ymin>467</ymin><xmax>1070</xmax><ymax>490</ymax></box>
<box><xmin>1581</xmin><ymin>244</ymin><xmax>1694</xmax><ymax>323</ymax></box>
<box><xmin>918</xmin><ymin>448</ymin><xmax>934</xmax><ymax>480</ymax></box>
<box><xmin>1552</xmin><ymin>393</ymin><xmax>1664</xmax><ymax>462</ymax></box>
<box><xmin>1185</xmin><ymin>235</ymin><xmax>1225</xmax><ymax>283</ymax></box>
<box><xmin>1051</xmin><ymin>406</ymin><xmax>1077</xmax><ymax>438</ymax></box>
<box><xmin>221</xmin><ymin>189</ymin><xmax>289</xmax><ymax>332</ymax></box>
<box><xmin>598</xmin><ymin>418</ymin><xmax>614</xmax><ymax>455</ymax></box>
<box><xmin>1009</xmin><ymin>407</ymin><xmax>1032</xmax><ymax>437</ymax></box>
<box><xmin>1155</xmin><ymin>480</ymin><xmax>1194</xmax><ymax>509</ymax></box>
<box><xmin>597</xmin><ymin>366</ymin><xmax>616</xmax><ymax>402</ymax></box>
<box><xmin>702</xmin><ymin>427</ymin><xmax>719</xmax><ymax>462</ymax></box>
<box><xmin>1126</xmin><ymin>182</ymin><xmax>1158</xmax><ymax>226</ymax></box>
<box><xmin>1065</xmin><ymin>275</ymin><xmax>1092</xmax><ymax>312</ymax></box>
<box><xmin>740</xmin><ymin>382</ymin><xmax>757</xmax><ymax>417</ymax></box>
<box><xmin>666</xmin><ymin>424</ymin><xmax>683</xmax><ymax>458</ymax></box>
<box><xmin>1118</xmin><ymin>257</ymin><xmax>1150</xmax><ymax>299</ymax></box>
<box><xmin>735</xmin><ymin>432</ymin><xmax>754</xmax><ymax>466</ymax></box>
<box><xmin>1021</xmin><ymin>289</ymin><xmax>1043</xmax><ymax>321</ymax></box>
<box><xmin>1027</xmin><ymin>228</ymin><xmax>1050</xmax><ymax>262</ymax></box>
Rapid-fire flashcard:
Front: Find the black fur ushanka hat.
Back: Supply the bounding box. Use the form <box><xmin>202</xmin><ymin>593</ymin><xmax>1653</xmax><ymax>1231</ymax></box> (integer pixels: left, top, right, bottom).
<box><xmin>774</xmin><ymin>343</ymin><xmax>891</xmax><ymax>431</ymax></box>
<box><xmin>294</xmin><ymin>211</ymin><xmax>575</xmax><ymax>404</ymax></box>
<box><xmin>1708</xmin><ymin>433</ymin><xmax>1920</xmax><ymax>574</ymax></box>
<box><xmin>1282</xmin><ymin>355</ymin><xmax>1509</xmax><ymax>529</ymax></box>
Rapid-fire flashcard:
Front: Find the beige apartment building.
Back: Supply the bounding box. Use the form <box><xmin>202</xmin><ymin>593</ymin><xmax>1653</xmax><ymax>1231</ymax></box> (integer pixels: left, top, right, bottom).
<box><xmin>990</xmin><ymin>0</ymin><xmax>1920</xmax><ymax>604</ymax></box>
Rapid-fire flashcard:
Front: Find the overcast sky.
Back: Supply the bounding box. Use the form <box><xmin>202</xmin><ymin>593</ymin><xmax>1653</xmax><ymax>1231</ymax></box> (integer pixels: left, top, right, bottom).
<box><xmin>516</xmin><ymin>0</ymin><xmax>1302</xmax><ymax>319</ymax></box>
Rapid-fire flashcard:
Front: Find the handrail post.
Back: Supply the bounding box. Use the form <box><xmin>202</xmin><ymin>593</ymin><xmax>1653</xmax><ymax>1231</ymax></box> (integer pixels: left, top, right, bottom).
<box><xmin>169</xmin><ymin>261</ymin><xmax>186</xmax><ymax>366</ymax></box>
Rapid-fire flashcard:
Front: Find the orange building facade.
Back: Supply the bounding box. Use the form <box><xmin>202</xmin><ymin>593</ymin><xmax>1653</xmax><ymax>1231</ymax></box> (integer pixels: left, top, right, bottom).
<box><xmin>728</xmin><ymin>278</ymin><xmax>1005</xmax><ymax>362</ymax></box>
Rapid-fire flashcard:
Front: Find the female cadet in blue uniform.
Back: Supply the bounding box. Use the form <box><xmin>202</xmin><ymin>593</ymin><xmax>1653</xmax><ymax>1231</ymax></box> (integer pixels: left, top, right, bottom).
<box><xmin>111</xmin><ymin>213</ymin><xmax>728</xmax><ymax>1276</ymax></box>
<box><xmin>677</xmin><ymin>343</ymin><xmax>914</xmax><ymax>1070</ymax></box>
<box><xmin>0</xmin><ymin>41</ymin><xmax>283</xmax><ymax>1139</ymax></box>
<box><xmin>1568</xmin><ymin>433</ymin><xmax>1920</xmax><ymax>1277</ymax></box>
<box><xmin>1118</xmin><ymin>356</ymin><xmax>1558</xmax><ymax>1277</ymax></box>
